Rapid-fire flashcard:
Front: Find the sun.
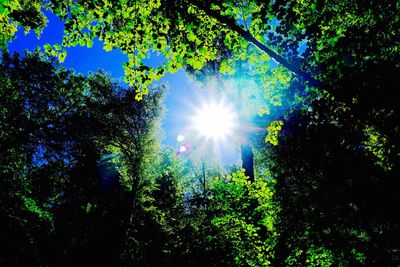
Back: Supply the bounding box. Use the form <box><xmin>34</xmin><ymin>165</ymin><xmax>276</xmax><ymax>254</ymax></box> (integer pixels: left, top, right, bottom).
<box><xmin>191</xmin><ymin>100</ymin><xmax>237</xmax><ymax>141</ymax></box>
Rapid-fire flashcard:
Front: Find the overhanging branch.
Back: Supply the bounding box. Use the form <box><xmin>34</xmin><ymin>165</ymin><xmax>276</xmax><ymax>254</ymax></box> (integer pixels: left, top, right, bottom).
<box><xmin>190</xmin><ymin>0</ymin><xmax>323</xmax><ymax>88</ymax></box>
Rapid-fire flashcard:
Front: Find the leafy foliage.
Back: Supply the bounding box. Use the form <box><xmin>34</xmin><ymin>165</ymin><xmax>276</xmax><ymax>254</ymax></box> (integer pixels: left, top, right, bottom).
<box><xmin>210</xmin><ymin>169</ymin><xmax>277</xmax><ymax>266</ymax></box>
<box><xmin>265</xmin><ymin>120</ymin><xmax>283</xmax><ymax>146</ymax></box>
<box><xmin>1</xmin><ymin>0</ymin><xmax>400</xmax><ymax>266</ymax></box>
<box><xmin>0</xmin><ymin>51</ymin><xmax>164</xmax><ymax>265</ymax></box>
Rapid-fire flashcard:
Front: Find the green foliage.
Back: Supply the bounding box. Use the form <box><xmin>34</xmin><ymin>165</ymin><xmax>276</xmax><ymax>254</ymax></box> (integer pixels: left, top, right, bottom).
<box><xmin>0</xmin><ymin>50</ymin><xmax>165</xmax><ymax>265</ymax></box>
<box><xmin>363</xmin><ymin>125</ymin><xmax>393</xmax><ymax>171</ymax></box>
<box><xmin>0</xmin><ymin>49</ymin><xmax>85</xmax><ymax>265</ymax></box>
<box><xmin>210</xmin><ymin>169</ymin><xmax>277</xmax><ymax>266</ymax></box>
<box><xmin>1</xmin><ymin>1</ymin><xmax>400</xmax><ymax>266</ymax></box>
<box><xmin>0</xmin><ymin>12</ymin><xmax>17</xmax><ymax>48</ymax></box>
<box><xmin>286</xmin><ymin>245</ymin><xmax>335</xmax><ymax>267</ymax></box>
<box><xmin>0</xmin><ymin>0</ymin><xmax>47</xmax><ymax>48</ymax></box>
<box><xmin>2</xmin><ymin>0</ymin><xmax>300</xmax><ymax>102</ymax></box>
<box><xmin>265</xmin><ymin>120</ymin><xmax>283</xmax><ymax>146</ymax></box>
<box><xmin>305</xmin><ymin>245</ymin><xmax>335</xmax><ymax>267</ymax></box>
<box><xmin>351</xmin><ymin>248</ymin><xmax>367</xmax><ymax>265</ymax></box>
<box><xmin>43</xmin><ymin>43</ymin><xmax>67</xmax><ymax>63</ymax></box>
<box><xmin>19</xmin><ymin>194</ymin><xmax>54</xmax><ymax>225</ymax></box>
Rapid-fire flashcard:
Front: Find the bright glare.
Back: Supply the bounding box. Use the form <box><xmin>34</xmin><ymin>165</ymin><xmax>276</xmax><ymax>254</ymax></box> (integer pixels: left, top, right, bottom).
<box><xmin>179</xmin><ymin>145</ymin><xmax>187</xmax><ymax>153</ymax></box>
<box><xmin>177</xmin><ymin>134</ymin><xmax>185</xmax><ymax>142</ymax></box>
<box><xmin>192</xmin><ymin>101</ymin><xmax>236</xmax><ymax>141</ymax></box>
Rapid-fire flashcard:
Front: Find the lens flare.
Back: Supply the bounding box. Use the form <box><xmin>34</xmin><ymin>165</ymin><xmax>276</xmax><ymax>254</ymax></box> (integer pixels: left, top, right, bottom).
<box><xmin>179</xmin><ymin>145</ymin><xmax>187</xmax><ymax>153</ymax></box>
<box><xmin>177</xmin><ymin>134</ymin><xmax>185</xmax><ymax>142</ymax></box>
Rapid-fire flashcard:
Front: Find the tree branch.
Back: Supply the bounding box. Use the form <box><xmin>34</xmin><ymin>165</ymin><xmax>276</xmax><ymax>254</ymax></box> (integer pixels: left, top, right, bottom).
<box><xmin>190</xmin><ymin>0</ymin><xmax>324</xmax><ymax>88</ymax></box>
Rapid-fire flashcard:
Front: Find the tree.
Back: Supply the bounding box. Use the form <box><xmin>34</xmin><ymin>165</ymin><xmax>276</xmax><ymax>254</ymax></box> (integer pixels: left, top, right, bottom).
<box><xmin>0</xmin><ymin>50</ymin><xmax>165</xmax><ymax>265</ymax></box>
<box><xmin>0</xmin><ymin>49</ymin><xmax>85</xmax><ymax>265</ymax></box>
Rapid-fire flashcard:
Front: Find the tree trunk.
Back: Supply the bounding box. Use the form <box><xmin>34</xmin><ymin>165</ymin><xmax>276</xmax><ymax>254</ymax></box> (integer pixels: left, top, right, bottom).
<box><xmin>236</xmin><ymin>63</ymin><xmax>255</xmax><ymax>182</ymax></box>
<box><xmin>241</xmin><ymin>143</ymin><xmax>254</xmax><ymax>182</ymax></box>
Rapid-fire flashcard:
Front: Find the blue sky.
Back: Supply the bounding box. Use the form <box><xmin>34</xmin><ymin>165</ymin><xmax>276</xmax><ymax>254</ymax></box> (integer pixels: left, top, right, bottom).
<box><xmin>8</xmin><ymin>11</ymin><xmax>240</xmax><ymax>165</ymax></box>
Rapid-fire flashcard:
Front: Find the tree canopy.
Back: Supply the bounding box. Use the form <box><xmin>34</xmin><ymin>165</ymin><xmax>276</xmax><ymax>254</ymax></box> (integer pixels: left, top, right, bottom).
<box><xmin>1</xmin><ymin>0</ymin><xmax>400</xmax><ymax>266</ymax></box>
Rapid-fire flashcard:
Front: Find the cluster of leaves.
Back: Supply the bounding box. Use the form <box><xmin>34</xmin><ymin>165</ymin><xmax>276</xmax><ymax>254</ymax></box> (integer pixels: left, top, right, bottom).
<box><xmin>45</xmin><ymin>0</ymin><xmax>231</xmax><ymax>99</ymax></box>
<box><xmin>209</xmin><ymin>169</ymin><xmax>277</xmax><ymax>266</ymax></box>
<box><xmin>0</xmin><ymin>0</ymin><xmax>47</xmax><ymax>48</ymax></box>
